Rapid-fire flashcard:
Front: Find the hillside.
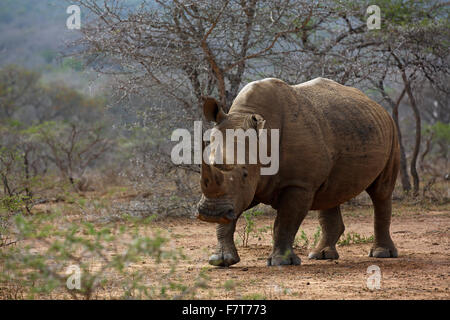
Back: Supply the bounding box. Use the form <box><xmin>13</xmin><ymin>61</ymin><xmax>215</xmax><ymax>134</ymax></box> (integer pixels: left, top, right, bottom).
<box><xmin>0</xmin><ymin>0</ymin><xmax>79</xmax><ymax>69</ymax></box>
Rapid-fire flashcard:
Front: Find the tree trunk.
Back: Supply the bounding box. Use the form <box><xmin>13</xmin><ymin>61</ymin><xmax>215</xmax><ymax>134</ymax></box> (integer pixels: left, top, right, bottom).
<box><xmin>419</xmin><ymin>131</ymin><xmax>434</xmax><ymax>171</ymax></box>
<box><xmin>391</xmin><ymin>88</ymin><xmax>412</xmax><ymax>193</ymax></box>
<box><xmin>401</xmin><ymin>70</ymin><xmax>421</xmax><ymax>197</ymax></box>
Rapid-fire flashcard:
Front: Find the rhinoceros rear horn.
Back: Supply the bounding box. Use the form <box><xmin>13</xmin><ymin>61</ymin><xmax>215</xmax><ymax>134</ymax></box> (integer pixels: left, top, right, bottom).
<box><xmin>201</xmin><ymin>140</ymin><xmax>210</xmax><ymax>178</ymax></box>
<box><xmin>202</xmin><ymin>97</ymin><xmax>227</xmax><ymax>123</ymax></box>
<box><xmin>201</xmin><ymin>140</ymin><xmax>224</xmax><ymax>189</ymax></box>
<box><xmin>201</xmin><ymin>140</ymin><xmax>213</xmax><ymax>186</ymax></box>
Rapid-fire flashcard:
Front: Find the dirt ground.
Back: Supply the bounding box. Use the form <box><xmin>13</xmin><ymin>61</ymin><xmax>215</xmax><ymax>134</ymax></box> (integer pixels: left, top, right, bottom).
<box><xmin>3</xmin><ymin>200</ymin><xmax>449</xmax><ymax>300</ymax></box>
<box><xmin>149</xmin><ymin>204</ymin><xmax>449</xmax><ymax>300</ymax></box>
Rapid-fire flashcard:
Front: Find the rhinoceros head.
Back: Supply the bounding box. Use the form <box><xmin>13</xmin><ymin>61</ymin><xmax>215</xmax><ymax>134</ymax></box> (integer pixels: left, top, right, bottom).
<box><xmin>197</xmin><ymin>97</ymin><xmax>265</xmax><ymax>224</ymax></box>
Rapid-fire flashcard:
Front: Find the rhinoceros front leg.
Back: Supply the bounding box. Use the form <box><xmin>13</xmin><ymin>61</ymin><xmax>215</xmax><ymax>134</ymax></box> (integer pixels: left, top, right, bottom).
<box><xmin>267</xmin><ymin>188</ymin><xmax>312</xmax><ymax>266</ymax></box>
<box><xmin>208</xmin><ymin>220</ymin><xmax>240</xmax><ymax>267</ymax></box>
<box><xmin>308</xmin><ymin>206</ymin><xmax>345</xmax><ymax>260</ymax></box>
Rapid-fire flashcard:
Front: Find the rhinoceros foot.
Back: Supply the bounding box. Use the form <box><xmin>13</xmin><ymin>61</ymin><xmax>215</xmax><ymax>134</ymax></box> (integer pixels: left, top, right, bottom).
<box><xmin>208</xmin><ymin>252</ymin><xmax>240</xmax><ymax>267</ymax></box>
<box><xmin>308</xmin><ymin>246</ymin><xmax>339</xmax><ymax>260</ymax></box>
<box><xmin>267</xmin><ymin>250</ymin><xmax>301</xmax><ymax>266</ymax></box>
<box><xmin>369</xmin><ymin>246</ymin><xmax>398</xmax><ymax>258</ymax></box>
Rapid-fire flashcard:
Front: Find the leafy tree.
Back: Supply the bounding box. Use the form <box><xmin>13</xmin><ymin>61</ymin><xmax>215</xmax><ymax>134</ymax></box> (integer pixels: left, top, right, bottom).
<box><xmin>0</xmin><ymin>120</ymin><xmax>48</xmax><ymax>215</ymax></box>
<box><xmin>0</xmin><ymin>65</ymin><xmax>40</xmax><ymax>120</ymax></box>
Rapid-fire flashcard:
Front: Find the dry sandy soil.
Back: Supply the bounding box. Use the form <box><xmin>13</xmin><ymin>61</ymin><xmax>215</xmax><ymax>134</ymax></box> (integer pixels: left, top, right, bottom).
<box><xmin>3</xmin><ymin>200</ymin><xmax>449</xmax><ymax>300</ymax></box>
<box><xmin>148</xmin><ymin>204</ymin><xmax>449</xmax><ymax>300</ymax></box>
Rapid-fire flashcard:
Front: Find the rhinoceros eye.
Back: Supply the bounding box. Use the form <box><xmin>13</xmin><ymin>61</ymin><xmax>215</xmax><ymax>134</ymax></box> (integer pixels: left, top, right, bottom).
<box><xmin>242</xmin><ymin>168</ymin><xmax>248</xmax><ymax>178</ymax></box>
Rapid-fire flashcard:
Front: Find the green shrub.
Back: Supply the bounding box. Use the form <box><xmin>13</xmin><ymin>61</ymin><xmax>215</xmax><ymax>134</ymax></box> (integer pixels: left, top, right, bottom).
<box><xmin>237</xmin><ymin>208</ymin><xmax>265</xmax><ymax>247</ymax></box>
<box><xmin>337</xmin><ymin>232</ymin><xmax>374</xmax><ymax>246</ymax></box>
<box><xmin>0</xmin><ymin>213</ymin><xmax>207</xmax><ymax>299</ymax></box>
<box><xmin>294</xmin><ymin>227</ymin><xmax>321</xmax><ymax>249</ymax></box>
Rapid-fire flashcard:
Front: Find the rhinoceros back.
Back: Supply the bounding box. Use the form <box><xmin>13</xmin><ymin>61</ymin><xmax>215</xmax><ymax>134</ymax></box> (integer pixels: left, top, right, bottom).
<box><xmin>230</xmin><ymin>77</ymin><xmax>398</xmax><ymax>210</ymax></box>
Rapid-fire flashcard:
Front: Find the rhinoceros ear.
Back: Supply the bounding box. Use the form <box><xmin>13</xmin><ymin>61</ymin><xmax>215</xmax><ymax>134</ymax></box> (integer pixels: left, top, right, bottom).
<box><xmin>202</xmin><ymin>97</ymin><xmax>227</xmax><ymax>123</ymax></box>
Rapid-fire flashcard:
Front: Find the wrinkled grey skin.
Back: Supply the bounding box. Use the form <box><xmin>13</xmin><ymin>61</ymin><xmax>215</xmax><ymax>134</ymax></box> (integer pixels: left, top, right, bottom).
<box><xmin>197</xmin><ymin>78</ymin><xmax>400</xmax><ymax>267</ymax></box>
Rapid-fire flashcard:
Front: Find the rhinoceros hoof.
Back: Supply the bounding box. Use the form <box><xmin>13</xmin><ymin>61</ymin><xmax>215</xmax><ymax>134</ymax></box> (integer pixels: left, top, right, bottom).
<box><xmin>208</xmin><ymin>252</ymin><xmax>240</xmax><ymax>267</ymax></box>
<box><xmin>267</xmin><ymin>252</ymin><xmax>301</xmax><ymax>266</ymax></box>
<box><xmin>369</xmin><ymin>246</ymin><xmax>398</xmax><ymax>258</ymax></box>
<box><xmin>308</xmin><ymin>247</ymin><xmax>339</xmax><ymax>260</ymax></box>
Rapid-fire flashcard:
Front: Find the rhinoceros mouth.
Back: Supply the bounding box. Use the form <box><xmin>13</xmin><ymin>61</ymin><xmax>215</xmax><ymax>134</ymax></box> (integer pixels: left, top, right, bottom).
<box><xmin>197</xmin><ymin>198</ymin><xmax>235</xmax><ymax>224</ymax></box>
<box><xmin>197</xmin><ymin>211</ymin><xmax>235</xmax><ymax>224</ymax></box>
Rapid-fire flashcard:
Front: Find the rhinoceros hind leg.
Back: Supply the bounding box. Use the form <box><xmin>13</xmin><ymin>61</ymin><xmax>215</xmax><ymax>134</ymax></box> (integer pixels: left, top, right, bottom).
<box><xmin>309</xmin><ymin>206</ymin><xmax>344</xmax><ymax>260</ymax></box>
<box><xmin>366</xmin><ymin>173</ymin><xmax>398</xmax><ymax>258</ymax></box>
<box><xmin>367</xmin><ymin>197</ymin><xmax>398</xmax><ymax>259</ymax></box>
